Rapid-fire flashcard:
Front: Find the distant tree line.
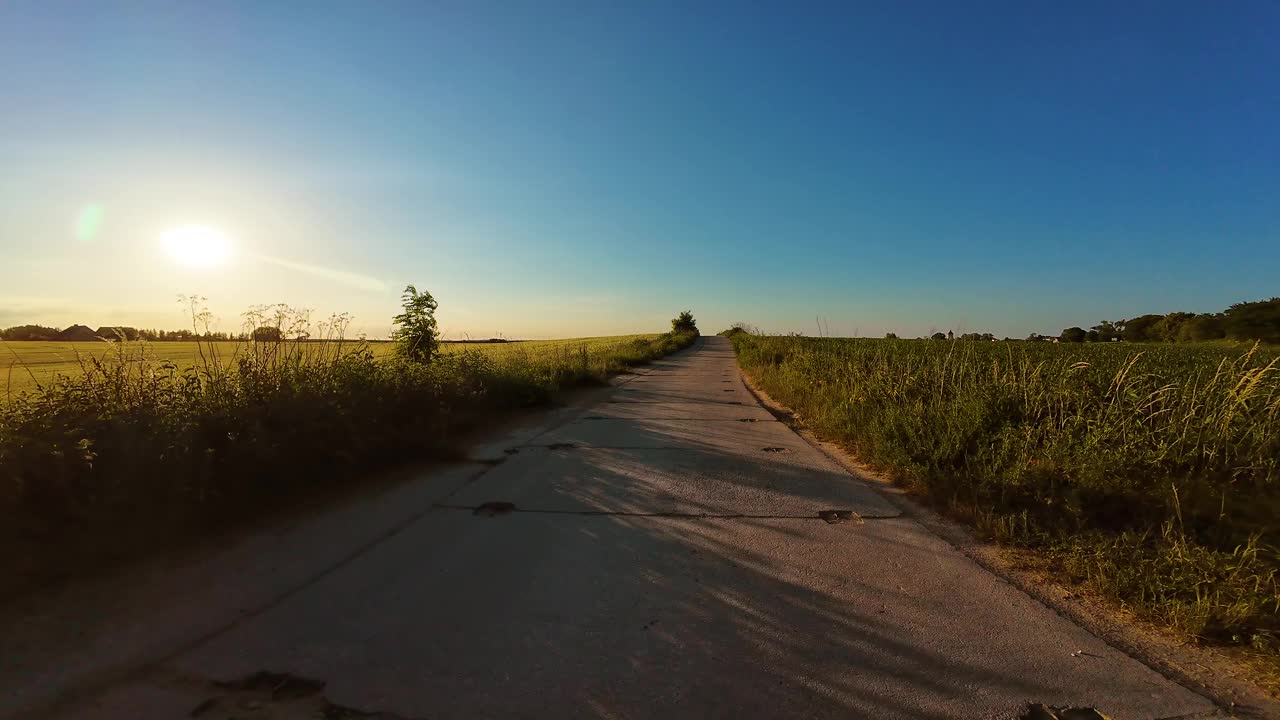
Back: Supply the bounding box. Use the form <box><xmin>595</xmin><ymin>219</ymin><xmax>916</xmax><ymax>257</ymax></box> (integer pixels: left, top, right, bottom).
<box><xmin>920</xmin><ymin>298</ymin><xmax>1280</xmax><ymax>345</ymax></box>
<box><xmin>928</xmin><ymin>331</ymin><xmax>995</xmax><ymax>341</ymax></box>
<box><xmin>0</xmin><ymin>324</ymin><xmax>242</xmax><ymax>342</ymax></box>
<box><xmin>1055</xmin><ymin>298</ymin><xmax>1280</xmax><ymax>344</ymax></box>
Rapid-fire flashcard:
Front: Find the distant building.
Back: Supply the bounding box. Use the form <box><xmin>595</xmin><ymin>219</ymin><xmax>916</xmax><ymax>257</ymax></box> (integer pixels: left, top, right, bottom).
<box><xmin>95</xmin><ymin>326</ymin><xmax>140</xmax><ymax>341</ymax></box>
<box><xmin>58</xmin><ymin>324</ymin><xmax>98</xmax><ymax>341</ymax></box>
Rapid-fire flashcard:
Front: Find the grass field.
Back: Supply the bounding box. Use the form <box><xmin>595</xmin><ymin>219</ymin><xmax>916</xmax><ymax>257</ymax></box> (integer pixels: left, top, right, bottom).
<box><xmin>0</xmin><ymin>329</ymin><xmax>694</xmax><ymax>597</ymax></box>
<box><xmin>728</xmin><ymin>332</ymin><xmax>1280</xmax><ymax>673</ymax></box>
<box><xmin>1</xmin><ymin>336</ymin><xmax>661</xmax><ymax>398</ymax></box>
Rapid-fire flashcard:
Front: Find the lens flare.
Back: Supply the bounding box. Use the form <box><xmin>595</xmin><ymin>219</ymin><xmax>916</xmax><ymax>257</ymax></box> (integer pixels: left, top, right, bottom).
<box><xmin>257</xmin><ymin>255</ymin><xmax>386</xmax><ymax>292</ymax></box>
<box><xmin>160</xmin><ymin>226</ymin><xmax>232</xmax><ymax>268</ymax></box>
<box><xmin>76</xmin><ymin>204</ymin><xmax>104</xmax><ymax>241</ymax></box>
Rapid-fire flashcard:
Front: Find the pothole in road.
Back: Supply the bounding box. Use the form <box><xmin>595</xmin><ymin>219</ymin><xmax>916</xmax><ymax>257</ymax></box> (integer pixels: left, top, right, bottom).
<box><xmin>761</xmin><ymin>447</ymin><xmax>790</xmax><ymax>453</ymax></box>
<box><xmin>738</xmin><ymin>418</ymin><xmax>758</xmax><ymax>422</ymax></box>
<box><xmin>193</xmin><ymin>671</ymin><xmax>415</xmax><ymax>719</ymax></box>
<box><xmin>722</xmin><ymin>389</ymin><xmax>734</xmax><ymax>392</ymax></box>
<box><xmin>474</xmin><ymin>501</ymin><xmax>517</xmax><ymax>517</ymax></box>
<box><xmin>818</xmin><ymin>510</ymin><xmax>860</xmax><ymax>524</ymax></box>
<box><xmin>1019</xmin><ymin>704</ymin><xmax>1112</xmax><ymax>720</ymax></box>
<box><xmin>547</xmin><ymin>442</ymin><xmax>578</xmax><ymax>450</ymax></box>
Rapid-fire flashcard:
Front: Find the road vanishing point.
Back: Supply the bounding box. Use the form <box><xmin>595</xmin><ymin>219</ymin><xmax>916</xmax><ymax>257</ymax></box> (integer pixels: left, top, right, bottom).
<box><xmin>4</xmin><ymin>337</ymin><xmax>1216</xmax><ymax>719</ymax></box>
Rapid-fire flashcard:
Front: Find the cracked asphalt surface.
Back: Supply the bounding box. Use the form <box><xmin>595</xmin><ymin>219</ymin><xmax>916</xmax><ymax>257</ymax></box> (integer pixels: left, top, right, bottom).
<box><xmin>3</xmin><ymin>337</ymin><xmax>1217</xmax><ymax>719</ymax></box>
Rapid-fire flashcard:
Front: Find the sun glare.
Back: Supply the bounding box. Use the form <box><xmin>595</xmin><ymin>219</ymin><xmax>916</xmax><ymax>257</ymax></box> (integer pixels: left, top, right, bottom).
<box><xmin>160</xmin><ymin>225</ymin><xmax>233</xmax><ymax>268</ymax></box>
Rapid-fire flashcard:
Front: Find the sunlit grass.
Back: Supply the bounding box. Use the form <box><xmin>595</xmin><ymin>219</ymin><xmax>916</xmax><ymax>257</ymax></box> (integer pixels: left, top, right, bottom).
<box><xmin>729</xmin><ymin>334</ymin><xmax>1280</xmax><ymax>665</ymax></box>
<box><xmin>441</xmin><ymin>335</ymin><xmax>660</xmax><ymax>357</ymax></box>
<box><xmin>2</xmin><ymin>336</ymin><xmax>663</xmax><ymax>399</ymax></box>
<box><xmin>0</xmin><ymin>324</ymin><xmax>697</xmax><ymax>596</ymax></box>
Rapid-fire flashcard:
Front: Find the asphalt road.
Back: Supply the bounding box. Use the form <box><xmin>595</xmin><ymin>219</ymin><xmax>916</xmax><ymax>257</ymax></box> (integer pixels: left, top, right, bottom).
<box><xmin>3</xmin><ymin>337</ymin><xmax>1216</xmax><ymax>719</ymax></box>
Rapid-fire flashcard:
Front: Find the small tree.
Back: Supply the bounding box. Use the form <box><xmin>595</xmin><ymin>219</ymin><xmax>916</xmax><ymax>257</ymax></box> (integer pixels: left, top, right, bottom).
<box><xmin>1224</xmin><ymin>298</ymin><xmax>1280</xmax><ymax>343</ymax></box>
<box><xmin>251</xmin><ymin>326</ymin><xmax>283</xmax><ymax>343</ymax></box>
<box><xmin>884</xmin><ymin>332</ymin><xmax>898</xmax><ymax>339</ymax></box>
<box><xmin>671</xmin><ymin>310</ymin><xmax>698</xmax><ymax>335</ymax></box>
<box><xmin>392</xmin><ymin>285</ymin><xmax>440</xmax><ymax>363</ymax></box>
<box><xmin>1060</xmin><ymin>326</ymin><xmax>1087</xmax><ymax>343</ymax></box>
<box><xmin>1090</xmin><ymin>321</ymin><xmax>1121</xmax><ymax>342</ymax></box>
<box><xmin>1122</xmin><ymin>314</ymin><xmax>1164</xmax><ymax>342</ymax></box>
<box><xmin>1180</xmin><ymin>313</ymin><xmax>1226</xmax><ymax>342</ymax></box>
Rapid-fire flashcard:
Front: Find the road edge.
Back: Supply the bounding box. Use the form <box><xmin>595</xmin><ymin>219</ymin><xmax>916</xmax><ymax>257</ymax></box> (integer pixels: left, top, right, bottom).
<box><xmin>0</xmin><ymin>338</ymin><xmax>712</xmax><ymax>720</ymax></box>
<box><xmin>732</xmin><ymin>359</ymin><xmax>1276</xmax><ymax>719</ymax></box>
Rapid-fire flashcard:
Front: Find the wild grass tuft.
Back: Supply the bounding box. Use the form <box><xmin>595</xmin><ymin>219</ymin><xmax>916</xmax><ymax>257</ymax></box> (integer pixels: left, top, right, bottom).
<box><xmin>0</xmin><ymin>306</ymin><xmax>697</xmax><ymax>597</ymax></box>
<box><xmin>729</xmin><ymin>334</ymin><xmax>1280</xmax><ymax>658</ymax></box>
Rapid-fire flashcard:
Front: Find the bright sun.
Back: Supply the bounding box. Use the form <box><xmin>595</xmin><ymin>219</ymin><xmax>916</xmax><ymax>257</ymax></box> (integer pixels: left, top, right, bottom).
<box><xmin>160</xmin><ymin>225</ymin><xmax>232</xmax><ymax>268</ymax></box>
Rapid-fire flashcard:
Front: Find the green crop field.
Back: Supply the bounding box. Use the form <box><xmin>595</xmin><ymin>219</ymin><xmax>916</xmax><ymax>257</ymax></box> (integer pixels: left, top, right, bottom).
<box><xmin>0</xmin><ymin>325</ymin><xmax>695</xmax><ymax>596</ymax></box>
<box><xmin>728</xmin><ymin>331</ymin><xmax>1280</xmax><ymax>664</ymax></box>
<box><xmin>0</xmin><ymin>341</ymin><xmax>393</xmax><ymax>398</ymax></box>
<box><xmin>1</xmin><ymin>336</ymin><xmax>660</xmax><ymax>398</ymax></box>
<box><xmin>442</xmin><ymin>335</ymin><xmax>660</xmax><ymax>358</ymax></box>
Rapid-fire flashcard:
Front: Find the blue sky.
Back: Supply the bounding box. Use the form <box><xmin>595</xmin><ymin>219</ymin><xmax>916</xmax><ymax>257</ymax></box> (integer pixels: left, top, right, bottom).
<box><xmin>2</xmin><ymin>1</ymin><xmax>1277</xmax><ymax>339</ymax></box>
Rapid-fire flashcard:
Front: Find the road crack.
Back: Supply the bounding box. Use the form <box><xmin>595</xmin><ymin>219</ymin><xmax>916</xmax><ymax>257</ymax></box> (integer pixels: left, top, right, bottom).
<box><xmin>434</xmin><ymin>503</ymin><xmax>898</xmax><ymax>521</ymax></box>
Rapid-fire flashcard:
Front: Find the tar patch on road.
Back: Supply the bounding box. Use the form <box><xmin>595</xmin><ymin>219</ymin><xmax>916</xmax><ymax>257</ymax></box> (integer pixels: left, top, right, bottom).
<box><xmin>1020</xmin><ymin>704</ymin><xmax>1112</xmax><ymax>720</ymax></box>
<box><xmin>193</xmin><ymin>672</ymin><xmax>325</xmax><ymax>718</ymax></box>
<box><xmin>212</xmin><ymin>671</ymin><xmax>325</xmax><ymax>701</ymax></box>
<box><xmin>738</xmin><ymin>418</ymin><xmax>758</xmax><ymax>422</ymax></box>
<box><xmin>818</xmin><ymin>510</ymin><xmax>860</xmax><ymax>524</ymax></box>
<box><xmin>474</xmin><ymin>501</ymin><xmax>517</xmax><ymax>517</ymax></box>
<box><xmin>192</xmin><ymin>671</ymin><xmax>417</xmax><ymax>719</ymax></box>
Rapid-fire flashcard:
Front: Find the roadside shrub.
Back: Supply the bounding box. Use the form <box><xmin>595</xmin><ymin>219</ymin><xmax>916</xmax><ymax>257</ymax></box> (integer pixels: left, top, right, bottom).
<box><xmin>729</xmin><ymin>334</ymin><xmax>1280</xmax><ymax>651</ymax></box>
<box><xmin>391</xmin><ymin>285</ymin><xmax>441</xmax><ymax>364</ymax></box>
<box><xmin>0</xmin><ymin>313</ymin><xmax>697</xmax><ymax>597</ymax></box>
<box><xmin>672</xmin><ymin>310</ymin><xmax>699</xmax><ymax>335</ymax></box>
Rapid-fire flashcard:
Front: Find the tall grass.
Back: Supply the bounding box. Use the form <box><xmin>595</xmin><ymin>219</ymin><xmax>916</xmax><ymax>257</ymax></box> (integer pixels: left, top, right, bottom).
<box><xmin>0</xmin><ymin>309</ymin><xmax>697</xmax><ymax>597</ymax></box>
<box><xmin>731</xmin><ymin>335</ymin><xmax>1279</xmax><ymax>654</ymax></box>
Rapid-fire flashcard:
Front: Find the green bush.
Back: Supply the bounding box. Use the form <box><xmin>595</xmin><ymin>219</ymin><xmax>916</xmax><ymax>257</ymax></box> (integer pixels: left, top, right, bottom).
<box><xmin>391</xmin><ymin>285</ymin><xmax>441</xmax><ymax>363</ymax></box>
<box><xmin>729</xmin><ymin>334</ymin><xmax>1280</xmax><ymax>650</ymax></box>
<box><xmin>671</xmin><ymin>310</ymin><xmax>698</xmax><ymax>335</ymax></box>
<box><xmin>0</xmin><ymin>321</ymin><xmax>697</xmax><ymax>596</ymax></box>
